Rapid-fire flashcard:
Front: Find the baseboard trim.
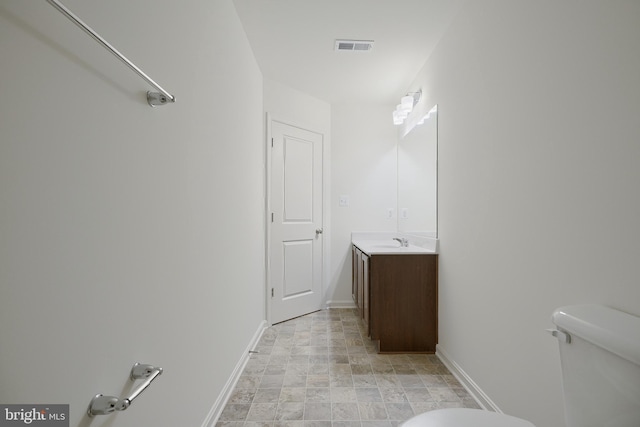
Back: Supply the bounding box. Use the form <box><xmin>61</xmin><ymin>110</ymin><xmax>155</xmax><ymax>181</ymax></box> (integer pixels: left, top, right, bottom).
<box><xmin>435</xmin><ymin>344</ymin><xmax>502</xmax><ymax>413</ymax></box>
<box><xmin>202</xmin><ymin>320</ymin><xmax>268</xmax><ymax>427</ymax></box>
<box><xmin>325</xmin><ymin>299</ymin><xmax>356</xmax><ymax>309</ymax></box>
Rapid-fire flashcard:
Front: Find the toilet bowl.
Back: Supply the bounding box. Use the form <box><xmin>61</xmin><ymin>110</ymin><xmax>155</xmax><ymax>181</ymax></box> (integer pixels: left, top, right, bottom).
<box><xmin>402</xmin><ymin>408</ymin><xmax>535</xmax><ymax>427</ymax></box>
<box><xmin>402</xmin><ymin>304</ymin><xmax>640</xmax><ymax>427</ymax></box>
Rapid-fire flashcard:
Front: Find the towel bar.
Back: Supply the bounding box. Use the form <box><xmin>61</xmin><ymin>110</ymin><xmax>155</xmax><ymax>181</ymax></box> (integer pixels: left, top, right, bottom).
<box><xmin>88</xmin><ymin>363</ymin><xmax>163</xmax><ymax>417</ymax></box>
<box><xmin>46</xmin><ymin>0</ymin><xmax>175</xmax><ymax>106</ymax></box>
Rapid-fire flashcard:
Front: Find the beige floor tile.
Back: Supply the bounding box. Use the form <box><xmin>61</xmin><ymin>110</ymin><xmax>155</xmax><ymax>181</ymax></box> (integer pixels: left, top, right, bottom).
<box><xmin>218</xmin><ymin>309</ymin><xmax>480</xmax><ymax>424</ymax></box>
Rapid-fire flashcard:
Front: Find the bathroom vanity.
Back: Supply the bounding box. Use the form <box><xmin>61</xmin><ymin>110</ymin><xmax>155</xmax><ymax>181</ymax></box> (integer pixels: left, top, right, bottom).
<box><xmin>352</xmin><ymin>237</ymin><xmax>438</xmax><ymax>353</ymax></box>
<box><xmin>349</xmin><ymin>103</ymin><xmax>439</xmax><ymax>353</ymax></box>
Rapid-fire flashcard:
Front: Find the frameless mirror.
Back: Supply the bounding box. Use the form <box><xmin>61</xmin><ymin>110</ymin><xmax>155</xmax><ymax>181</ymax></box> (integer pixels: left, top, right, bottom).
<box><xmin>397</xmin><ymin>104</ymin><xmax>438</xmax><ymax>237</ymax></box>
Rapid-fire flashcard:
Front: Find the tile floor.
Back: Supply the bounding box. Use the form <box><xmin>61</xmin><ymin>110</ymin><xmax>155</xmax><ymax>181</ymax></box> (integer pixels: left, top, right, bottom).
<box><xmin>217</xmin><ymin>309</ymin><xmax>480</xmax><ymax>427</ymax></box>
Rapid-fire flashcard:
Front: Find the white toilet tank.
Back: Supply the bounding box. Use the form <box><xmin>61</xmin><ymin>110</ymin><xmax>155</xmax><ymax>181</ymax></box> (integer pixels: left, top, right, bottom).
<box><xmin>551</xmin><ymin>305</ymin><xmax>640</xmax><ymax>427</ymax></box>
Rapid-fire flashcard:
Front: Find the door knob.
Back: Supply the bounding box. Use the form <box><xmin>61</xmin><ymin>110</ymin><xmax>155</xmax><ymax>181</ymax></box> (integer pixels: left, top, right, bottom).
<box><xmin>315</xmin><ymin>228</ymin><xmax>323</xmax><ymax>235</ymax></box>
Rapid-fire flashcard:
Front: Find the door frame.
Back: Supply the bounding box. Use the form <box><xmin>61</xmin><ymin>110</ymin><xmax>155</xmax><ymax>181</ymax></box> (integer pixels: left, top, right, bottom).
<box><xmin>264</xmin><ymin>113</ymin><xmax>328</xmax><ymax>325</ymax></box>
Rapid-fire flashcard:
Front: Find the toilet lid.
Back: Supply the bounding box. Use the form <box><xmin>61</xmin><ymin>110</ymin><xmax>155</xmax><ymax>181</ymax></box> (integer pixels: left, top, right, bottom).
<box><xmin>402</xmin><ymin>408</ymin><xmax>536</xmax><ymax>427</ymax></box>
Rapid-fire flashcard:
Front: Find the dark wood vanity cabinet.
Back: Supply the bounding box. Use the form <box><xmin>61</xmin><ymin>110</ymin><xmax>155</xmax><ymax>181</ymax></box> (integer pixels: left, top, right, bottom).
<box><xmin>352</xmin><ymin>246</ymin><xmax>369</xmax><ymax>328</ymax></box>
<box><xmin>351</xmin><ymin>246</ymin><xmax>359</xmax><ymax>309</ymax></box>
<box><xmin>352</xmin><ymin>246</ymin><xmax>438</xmax><ymax>353</ymax></box>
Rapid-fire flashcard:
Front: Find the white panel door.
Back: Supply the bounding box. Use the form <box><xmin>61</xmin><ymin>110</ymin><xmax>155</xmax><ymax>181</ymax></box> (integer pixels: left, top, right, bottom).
<box><xmin>270</xmin><ymin>121</ymin><xmax>323</xmax><ymax>324</ymax></box>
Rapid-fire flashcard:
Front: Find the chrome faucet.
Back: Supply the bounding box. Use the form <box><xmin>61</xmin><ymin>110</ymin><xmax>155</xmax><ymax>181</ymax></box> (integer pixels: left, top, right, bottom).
<box><xmin>393</xmin><ymin>237</ymin><xmax>409</xmax><ymax>247</ymax></box>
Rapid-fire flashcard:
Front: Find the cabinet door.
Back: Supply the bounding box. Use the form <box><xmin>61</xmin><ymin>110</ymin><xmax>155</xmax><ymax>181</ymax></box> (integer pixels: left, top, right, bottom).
<box><xmin>352</xmin><ymin>246</ymin><xmax>358</xmax><ymax>303</ymax></box>
<box><xmin>352</xmin><ymin>246</ymin><xmax>364</xmax><ymax>311</ymax></box>
<box><xmin>362</xmin><ymin>253</ymin><xmax>369</xmax><ymax>329</ymax></box>
<box><xmin>357</xmin><ymin>249</ymin><xmax>364</xmax><ymax>315</ymax></box>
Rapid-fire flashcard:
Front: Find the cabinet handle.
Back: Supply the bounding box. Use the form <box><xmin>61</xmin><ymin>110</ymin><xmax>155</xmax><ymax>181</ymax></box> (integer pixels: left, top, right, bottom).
<box><xmin>315</xmin><ymin>228</ymin><xmax>323</xmax><ymax>235</ymax></box>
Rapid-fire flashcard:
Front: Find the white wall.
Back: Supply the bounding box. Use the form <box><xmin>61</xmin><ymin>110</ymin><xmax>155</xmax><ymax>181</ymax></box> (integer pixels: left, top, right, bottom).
<box><xmin>0</xmin><ymin>2</ymin><xmax>265</xmax><ymax>427</ymax></box>
<box><xmin>407</xmin><ymin>1</ymin><xmax>640</xmax><ymax>426</ymax></box>
<box><xmin>328</xmin><ymin>104</ymin><xmax>399</xmax><ymax>306</ymax></box>
<box><xmin>264</xmin><ymin>79</ymin><xmax>331</xmax><ymax>136</ymax></box>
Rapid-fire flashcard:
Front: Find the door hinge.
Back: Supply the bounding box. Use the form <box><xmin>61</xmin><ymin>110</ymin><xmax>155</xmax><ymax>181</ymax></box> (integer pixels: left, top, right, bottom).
<box><xmin>271</xmin><ymin>138</ymin><xmax>274</xmax><ymax>147</ymax></box>
<box><xmin>271</xmin><ymin>288</ymin><xmax>274</xmax><ymax>297</ymax></box>
<box><xmin>271</xmin><ymin>212</ymin><xmax>274</xmax><ymax>223</ymax></box>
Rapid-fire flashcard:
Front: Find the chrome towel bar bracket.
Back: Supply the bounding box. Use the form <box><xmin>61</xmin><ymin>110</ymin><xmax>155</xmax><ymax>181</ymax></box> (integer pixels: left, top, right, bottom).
<box><xmin>88</xmin><ymin>363</ymin><xmax>163</xmax><ymax>417</ymax></box>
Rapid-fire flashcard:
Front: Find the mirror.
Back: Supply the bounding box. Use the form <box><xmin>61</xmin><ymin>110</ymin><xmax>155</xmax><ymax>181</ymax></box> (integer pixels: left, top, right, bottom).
<box><xmin>397</xmin><ymin>104</ymin><xmax>438</xmax><ymax>237</ymax></box>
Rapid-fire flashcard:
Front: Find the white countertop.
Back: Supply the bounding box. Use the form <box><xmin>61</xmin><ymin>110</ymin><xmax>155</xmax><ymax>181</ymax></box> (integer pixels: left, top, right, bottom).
<box><xmin>351</xmin><ymin>232</ymin><xmax>438</xmax><ymax>255</ymax></box>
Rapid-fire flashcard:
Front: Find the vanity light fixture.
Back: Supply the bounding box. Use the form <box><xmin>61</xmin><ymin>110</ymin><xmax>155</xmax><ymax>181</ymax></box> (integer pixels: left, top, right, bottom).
<box><xmin>392</xmin><ymin>89</ymin><xmax>422</xmax><ymax>125</ymax></box>
<box><xmin>416</xmin><ymin>104</ymin><xmax>438</xmax><ymax>126</ymax></box>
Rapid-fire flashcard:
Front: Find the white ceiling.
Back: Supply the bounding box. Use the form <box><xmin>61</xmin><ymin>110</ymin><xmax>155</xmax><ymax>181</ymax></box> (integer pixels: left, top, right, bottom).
<box><xmin>232</xmin><ymin>0</ymin><xmax>463</xmax><ymax>105</ymax></box>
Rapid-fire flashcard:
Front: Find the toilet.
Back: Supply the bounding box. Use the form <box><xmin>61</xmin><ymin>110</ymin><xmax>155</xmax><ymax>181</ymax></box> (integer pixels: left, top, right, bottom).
<box><xmin>402</xmin><ymin>408</ymin><xmax>534</xmax><ymax>427</ymax></box>
<box><xmin>402</xmin><ymin>304</ymin><xmax>640</xmax><ymax>427</ymax></box>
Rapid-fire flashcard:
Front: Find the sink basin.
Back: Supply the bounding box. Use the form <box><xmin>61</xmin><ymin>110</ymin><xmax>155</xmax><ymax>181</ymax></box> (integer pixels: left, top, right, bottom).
<box><xmin>371</xmin><ymin>244</ymin><xmax>402</xmax><ymax>249</ymax></box>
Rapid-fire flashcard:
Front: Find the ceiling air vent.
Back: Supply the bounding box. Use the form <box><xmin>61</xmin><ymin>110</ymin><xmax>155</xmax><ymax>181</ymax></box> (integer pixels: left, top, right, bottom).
<box><xmin>335</xmin><ymin>39</ymin><xmax>374</xmax><ymax>52</ymax></box>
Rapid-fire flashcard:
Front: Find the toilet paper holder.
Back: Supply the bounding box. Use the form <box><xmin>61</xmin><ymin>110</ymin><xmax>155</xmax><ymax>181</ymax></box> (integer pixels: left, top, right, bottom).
<box><xmin>88</xmin><ymin>362</ymin><xmax>163</xmax><ymax>417</ymax></box>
